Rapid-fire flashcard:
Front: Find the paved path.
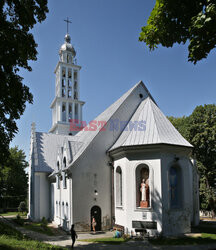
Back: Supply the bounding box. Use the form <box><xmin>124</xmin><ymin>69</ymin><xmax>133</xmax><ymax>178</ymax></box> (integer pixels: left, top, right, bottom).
<box><xmin>1</xmin><ymin>216</ymin><xmax>216</xmax><ymax>249</ymax></box>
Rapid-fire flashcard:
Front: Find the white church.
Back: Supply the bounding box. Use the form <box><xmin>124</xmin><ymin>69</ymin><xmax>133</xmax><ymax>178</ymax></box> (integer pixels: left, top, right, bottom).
<box><xmin>28</xmin><ymin>31</ymin><xmax>200</xmax><ymax>236</ymax></box>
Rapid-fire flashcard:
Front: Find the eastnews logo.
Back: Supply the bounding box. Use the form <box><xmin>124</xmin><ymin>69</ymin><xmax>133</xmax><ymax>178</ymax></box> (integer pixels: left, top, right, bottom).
<box><xmin>69</xmin><ymin>119</ymin><xmax>146</xmax><ymax>132</ymax></box>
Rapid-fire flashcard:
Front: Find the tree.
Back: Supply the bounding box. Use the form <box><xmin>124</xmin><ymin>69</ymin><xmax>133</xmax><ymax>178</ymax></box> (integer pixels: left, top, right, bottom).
<box><xmin>168</xmin><ymin>116</ymin><xmax>191</xmax><ymax>139</ymax></box>
<box><xmin>139</xmin><ymin>0</ymin><xmax>216</xmax><ymax>64</ymax></box>
<box><xmin>168</xmin><ymin>104</ymin><xmax>216</xmax><ymax>215</ymax></box>
<box><xmin>188</xmin><ymin>104</ymin><xmax>216</xmax><ymax>215</ymax></box>
<box><xmin>0</xmin><ymin>0</ymin><xmax>48</xmax><ymax>165</ymax></box>
<box><xmin>18</xmin><ymin>201</ymin><xmax>27</xmax><ymax>214</ymax></box>
<box><xmin>0</xmin><ymin>146</ymin><xmax>28</xmax><ymax>210</ymax></box>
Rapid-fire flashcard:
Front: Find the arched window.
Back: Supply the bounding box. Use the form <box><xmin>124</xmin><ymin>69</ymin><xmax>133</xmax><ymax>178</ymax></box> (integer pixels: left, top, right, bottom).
<box><xmin>58</xmin><ymin>201</ymin><xmax>60</xmax><ymax>217</ymax></box>
<box><xmin>57</xmin><ymin>161</ymin><xmax>60</xmax><ymax>171</ymax></box>
<box><xmin>62</xmin><ymin>158</ymin><xmax>67</xmax><ymax>189</ymax></box>
<box><xmin>136</xmin><ymin>164</ymin><xmax>150</xmax><ymax>208</ymax></box>
<box><xmin>63</xmin><ymin>157</ymin><xmax>66</xmax><ymax>168</ymax></box>
<box><xmin>66</xmin><ymin>202</ymin><xmax>69</xmax><ymax>220</ymax></box>
<box><xmin>62</xmin><ymin>202</ymin><xmax>64</xmax><ymax>219</ymax></box>
<box><xmin>56</xmin><ymin>175</ymin><xmax>60</xmax><ymax>189</ymax></box>
<box><xmin>169</xmin><ymin>166</ymin><xmax>182</xmax><ymax>208</ymax></box>
<box><xmin>56</xmin><ymin>201</ymin><xmax>58</xmax><ymax>216</ymax></box>
<box><xmin>116</xmin><ymin>166</ymin><xmax>123</xmax><ymax>206</ymax></box>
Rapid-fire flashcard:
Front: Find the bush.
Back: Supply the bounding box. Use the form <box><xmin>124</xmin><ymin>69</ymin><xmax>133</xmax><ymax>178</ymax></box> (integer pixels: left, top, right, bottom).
<box><xmin>122</xmin><ymin>234</ymin><xmax>130</xmax><ymax>240</ymax></box>
<box><xmin>41</xmin><ymin>217</ymin><xmax>48</xmax><ymax>228</ymax></box>
<box><xmin>18</xmin><ymin>201</ymin><xmax>27</xmax><ymax>214</ymax></box>
<box><xmin>14</xmin><ymin>214</ymin><xmax>24</xmax><ymax>226</ymax></box>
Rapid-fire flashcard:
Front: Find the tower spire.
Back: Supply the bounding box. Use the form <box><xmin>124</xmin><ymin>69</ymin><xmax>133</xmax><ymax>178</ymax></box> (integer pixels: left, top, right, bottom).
<box><xmin>64</xmin><ymin>17</ymin><xmax>72</xmax><ymax>34</ymax></box>
<box><xmin>49</xmin><ymin>21</ymin><xmax>85</xmax><ymax>135</ymax></box>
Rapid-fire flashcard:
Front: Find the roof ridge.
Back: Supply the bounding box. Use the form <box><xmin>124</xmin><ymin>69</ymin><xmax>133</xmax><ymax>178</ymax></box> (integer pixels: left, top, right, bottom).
<box><xmin>148</xmin><ymin>98</ymin><xmax>161</xmax><ymax>143</ymax></box>
<box><xmin>123</xmin><ymin>97</ymin><xmax>149</xmax><ymax>146</ymax></box>
<box><xmin>148</xmin><ymin>98</ymin><xmax>192</xmax><ymax>146</ymax></box>
<box><xmin>69</xmin><ymin>81</ymin><xmax>148</xmax><ymax>167</ymax></box>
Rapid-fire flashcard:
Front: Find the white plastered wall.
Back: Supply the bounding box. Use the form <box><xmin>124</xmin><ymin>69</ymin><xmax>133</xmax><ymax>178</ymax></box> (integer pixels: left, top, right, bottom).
<box><xmin>33</xmin><ymin>172</ymin><xmax>50</xmax><ymax>221</ymax></box>
<box><xmin>113</xmin><ymin>154</ymin><xmax>162</xmax><ymax>235</ymax></box>
<box><xmin>161</xmin><ymin>152</ymin><xmax>193</xmax><ymax>236</ymax></box>
<box><xmin>69</xmin><ymin>83</ymin><xmax>152</xmax><ymax>231</ymax></box>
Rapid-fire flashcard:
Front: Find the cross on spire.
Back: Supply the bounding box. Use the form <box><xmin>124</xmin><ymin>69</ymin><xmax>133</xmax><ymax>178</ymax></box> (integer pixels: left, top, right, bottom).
<box><xmin>64</xmin><ymin>17</ymin><xmax>72</xmax><ymax>34</ymax></box>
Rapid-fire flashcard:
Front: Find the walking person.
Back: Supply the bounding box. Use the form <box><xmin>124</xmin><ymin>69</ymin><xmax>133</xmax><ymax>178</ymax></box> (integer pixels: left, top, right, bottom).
<box><xmin>70</xmin><ymin>224</ymin><xmax>78</xmax><ymax>248</ymax></box>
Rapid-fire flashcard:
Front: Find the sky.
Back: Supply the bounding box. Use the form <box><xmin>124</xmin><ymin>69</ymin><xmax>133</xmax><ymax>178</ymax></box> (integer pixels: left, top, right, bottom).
<box><xmin>11</xmin><ymin>0</ymin><xmax>216</xmax><ymax>159</ymax></box>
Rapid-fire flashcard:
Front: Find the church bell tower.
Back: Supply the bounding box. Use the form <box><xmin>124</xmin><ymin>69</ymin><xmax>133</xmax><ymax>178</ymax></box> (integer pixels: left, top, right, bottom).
<box><xmin>49</xmin><ymin>30</ymin><xmax>85</xmax><ymax>135</ymax></box>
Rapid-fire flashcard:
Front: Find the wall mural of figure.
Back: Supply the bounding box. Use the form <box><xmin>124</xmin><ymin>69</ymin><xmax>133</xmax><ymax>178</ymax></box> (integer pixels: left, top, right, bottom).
<box><xmin>170</xmin><ymin>167</ymin><xmax>178</xmax><ymax>208</ymax></box>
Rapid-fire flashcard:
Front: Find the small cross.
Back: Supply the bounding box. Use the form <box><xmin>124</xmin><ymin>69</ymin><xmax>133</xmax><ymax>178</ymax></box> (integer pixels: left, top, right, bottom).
<box><xmin>64</xmin><ymin>17</ymin><xmax>72</xmax><ymax>34</ymax></box>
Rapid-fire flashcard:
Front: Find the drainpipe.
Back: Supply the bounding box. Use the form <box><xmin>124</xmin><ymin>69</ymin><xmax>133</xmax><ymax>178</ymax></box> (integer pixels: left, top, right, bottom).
<box><xmin>108</xmin><ymin>157</ymin><xmax>115</xmax><ymax>228</ymax></box>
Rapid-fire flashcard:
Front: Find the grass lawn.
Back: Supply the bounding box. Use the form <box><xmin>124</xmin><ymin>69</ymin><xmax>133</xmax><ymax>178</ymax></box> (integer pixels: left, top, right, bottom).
<box><xmin>79</xmin><ymin>237</ymin><xmax>130</xmax><ymax>244</ymax></box>
<box><xmin>150</xmin><ymin>221</ymin><xmax>216</xmax><ymax>246</ymax></box>
<box><xmin>12</xmin><ymin>217</ymin><xmax>54</xmax><ymax>236</ymax></box>
<box><xmin>0</xmin><ymin>221</ymin><xmax>64</xmax><ymax>249</ymax></box>
<box><xmin>150</xmin><ymin>233</ymin><xmax>216</xmax><ymax>246</ymax></box>
<box><xmin>0</xmin><ymin>211</ymin><xmax>20</xmax><ymax>217</ymax></box>
<box><xmin>24</xmin><ymin>222</ymin><xmax>54</xmax><ymax>236</ymax></box>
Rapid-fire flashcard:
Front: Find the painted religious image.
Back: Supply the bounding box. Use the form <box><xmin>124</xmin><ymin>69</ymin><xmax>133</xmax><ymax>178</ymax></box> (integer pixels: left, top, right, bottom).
<box><xmin>140</xmin><ymin>168</ymin><xmax>149</xmax><ymax>208</ymax></box>
<box><xmin>170</xmin><ymin>167</ymin><xmax>178</xmax><ymax>208</ymax></box>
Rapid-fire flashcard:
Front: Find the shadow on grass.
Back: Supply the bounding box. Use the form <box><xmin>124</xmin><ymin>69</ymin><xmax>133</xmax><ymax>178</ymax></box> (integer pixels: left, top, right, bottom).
<box><xmin>78</xmin><ymin>237</ymin><xmax>130</xmax><ymax>245</ymax></box>
<box><xmin>89</xmin><ymin>231</ymin><xmax>106</xmax><ymax>235</ymax></box>
<box><xmin>11</xmin><ymin>217</ymin><xmax>54</xmax><ymax>236</ymax></box>
<box><xmin>150</xmin><ymin>235</ymin><xmax>216</xmax><ymax>246</ymax></box>
<box><xmin>0</xmin><ymin>244</ymin><xmax>24</xmax><ymax>250</ymax></box>
<box><xmin>192</xmin><ymin>220</ymin><xmax>216</xmax><ymax>234</ymax></box>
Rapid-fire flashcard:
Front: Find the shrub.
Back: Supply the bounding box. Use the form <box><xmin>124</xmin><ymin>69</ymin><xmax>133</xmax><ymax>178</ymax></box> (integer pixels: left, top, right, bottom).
<box><xmin>14</xmin><ymin>214</ymin><xmax>24</xmax><ymax>226</ymax></box>
<box><xmin>18</xmin><ymin>201</ymin><xmax>27</xmax><ymax>214</ymax></box>
<box><xmin>122</xmin><ymin>234</ymin><xmax>130</xmax><ymax>240</ymax></box>
<box><xmin>41</xmin><ymin>217</ymin><xmax>48</xmax><ymax>228</ymax></box>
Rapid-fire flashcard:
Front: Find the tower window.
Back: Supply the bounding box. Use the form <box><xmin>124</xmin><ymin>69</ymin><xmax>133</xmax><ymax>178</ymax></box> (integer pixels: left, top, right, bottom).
<box><xmin>62</xmin><ymin>103</ymin><xmax>66</xmax><ymax>122</ymax></box>
<box><xmin>74</xmin><ymin>71</ymin><xmax>78</xmax><ymax>80</ymax></box>
<box><xmin>74</xmin><ymin>81</ymin><xmax>78</xmax><ymax>99</ymax></box>
<box><xmin>62</xmin><ymin>88</ymin><xmax>65</xmax><ymax>97</ymax></box>
<box><xmin>62</xmin><ymin>68</ymin><xmax>66</xmax><ymax>78</ymax></box>
<box><xmin>68</xmin><ymin>69</ymin><xmax>72</xmax><ymax>79</ymax></box>
<box><xmin>62</xmin><ymin>79</ymin><xmax>65</xmax><ymax>87</ymax></box>
<box><xmin>68</xmin><ymin>90</ymin><xmax>71</xmax><ymax>98</ymax></box>
<box><xmin>75</xmin><ymin>104</ymin><xmax>78</xmax><ymax>120</ymax></box>
<box><xmin>68</xmin><ymin>80</ymin><xmax>72</xmax><ymax>88</ymax></box>
<box><xmin>74</xmin><ymin>81</ymin><xmax>77</xmax><ymax>90</ymax></box>
<box><xmin>68</xmin><ymin>104</ymin><xmax>72</xmax><ymax>121</ymax></box>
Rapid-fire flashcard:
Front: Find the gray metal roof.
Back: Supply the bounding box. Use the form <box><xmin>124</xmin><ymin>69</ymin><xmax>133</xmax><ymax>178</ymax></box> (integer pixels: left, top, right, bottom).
<box><xmin>32</xmin><ymin>81</ymin><xmax>192</xmax><ymax>173</ymax></box>
<box><xmin>68</xmin><ymin>81</ymin><xmax>144</xmax><ymax>167</ymax></box>
<box><xmin>33</xmin><ymin>132</ymin><xmax>82</xmax><ymax>172</ymax></box>
<box><xmin>110</xmin><ymin>96</ymin><xmax>192</xmax><ymax>151</ymax></box>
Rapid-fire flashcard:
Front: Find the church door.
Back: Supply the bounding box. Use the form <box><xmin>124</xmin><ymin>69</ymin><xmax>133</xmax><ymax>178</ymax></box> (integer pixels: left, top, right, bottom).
<box><xmin>90</xmin><ymin>206</ymin><xmax>101</xmax><ymax>231</ymax></box>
